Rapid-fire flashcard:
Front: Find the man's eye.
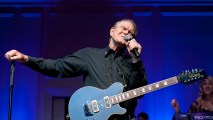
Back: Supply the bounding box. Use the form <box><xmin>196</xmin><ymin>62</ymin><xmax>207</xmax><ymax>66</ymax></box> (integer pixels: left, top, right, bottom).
<box><xmin>120</xmin><ymin>26</ymin><xmax>126</xmax><ymax>29</ymax></box>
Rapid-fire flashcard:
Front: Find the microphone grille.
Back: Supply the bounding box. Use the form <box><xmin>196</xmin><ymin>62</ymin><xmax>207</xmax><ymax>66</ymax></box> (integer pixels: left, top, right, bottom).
<box><xmin>124</xmin><ymin>34</ymin><xmax>132</xmax><ymax>41</ymax></box>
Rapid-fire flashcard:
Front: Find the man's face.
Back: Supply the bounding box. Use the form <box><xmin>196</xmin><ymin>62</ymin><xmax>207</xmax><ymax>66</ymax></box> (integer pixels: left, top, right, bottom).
<box><xmin>110</xmin><ymin>21</ymin><xmax>135</xmax><ymax>45</ymax></box>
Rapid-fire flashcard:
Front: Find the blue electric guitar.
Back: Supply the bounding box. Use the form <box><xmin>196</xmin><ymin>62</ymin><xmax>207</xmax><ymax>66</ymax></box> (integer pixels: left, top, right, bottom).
<box><xmin>68</xmin><ymin>69</ymin><xmax>206</xmax><ymax>120</ymax></box>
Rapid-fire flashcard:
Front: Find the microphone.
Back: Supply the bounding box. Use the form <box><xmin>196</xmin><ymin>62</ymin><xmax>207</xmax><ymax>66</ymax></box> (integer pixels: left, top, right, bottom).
<box><xmin>124</xmin><ymin>34</ymin><xmax>140</xmax><ymax>58</ymax></box>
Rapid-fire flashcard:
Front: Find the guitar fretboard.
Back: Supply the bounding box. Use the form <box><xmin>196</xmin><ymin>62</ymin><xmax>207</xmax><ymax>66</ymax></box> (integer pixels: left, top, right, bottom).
<box><xmin>109</xmin><ymin>76</ymin><xmax>178</xmax><ymax>104</ymax></box>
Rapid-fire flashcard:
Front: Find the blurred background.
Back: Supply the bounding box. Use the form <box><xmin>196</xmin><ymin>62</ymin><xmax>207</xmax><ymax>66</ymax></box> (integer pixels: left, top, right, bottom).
<box><xmin>0</xmin><ymin>0</ymin><xmax>213</xmax><ymax>119</ymax></box>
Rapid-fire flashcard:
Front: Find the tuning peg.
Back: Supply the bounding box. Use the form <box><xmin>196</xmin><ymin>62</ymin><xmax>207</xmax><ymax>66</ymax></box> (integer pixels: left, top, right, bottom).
<box><xmin>199</xmin><ymin>69</ymin><xmax>203</xmax><ymax>73</ymax></box>
<box><xmin>185</xmin><ymin>70</ymin><xmax>189</xmax><ymax>73</ymax></box>
<box><xmin>191</xmin><ymin>69</ymin><xmax>195</xmax><ymax>73</ymax></box>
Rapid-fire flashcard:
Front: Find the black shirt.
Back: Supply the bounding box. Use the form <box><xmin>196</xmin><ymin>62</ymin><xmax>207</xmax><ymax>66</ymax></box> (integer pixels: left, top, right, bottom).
<box><xmin>25</xmin><ymin>46</ymin><xmax>148</xmax><ymax>119</ymax></box>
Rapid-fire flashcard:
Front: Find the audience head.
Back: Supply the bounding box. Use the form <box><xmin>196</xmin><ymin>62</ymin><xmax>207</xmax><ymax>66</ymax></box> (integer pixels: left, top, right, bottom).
<box><xmin>138</xmin><ymin>112</ymin><xmax>148</xmax><ymax>120</ymax></box>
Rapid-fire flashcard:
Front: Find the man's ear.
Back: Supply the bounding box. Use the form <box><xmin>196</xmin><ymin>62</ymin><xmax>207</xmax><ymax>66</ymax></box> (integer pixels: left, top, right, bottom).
<box><xmin>110</xmin><ymin>27</ymin><xmax>114</xmax><ymax>36</ymax></box>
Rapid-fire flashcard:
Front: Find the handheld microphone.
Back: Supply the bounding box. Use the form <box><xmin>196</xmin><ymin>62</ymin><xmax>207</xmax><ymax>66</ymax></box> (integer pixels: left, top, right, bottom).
<box><xmin>124</xmin><ymin>34</ymin><xmax>140</xmax><ymax>58</ymax></box>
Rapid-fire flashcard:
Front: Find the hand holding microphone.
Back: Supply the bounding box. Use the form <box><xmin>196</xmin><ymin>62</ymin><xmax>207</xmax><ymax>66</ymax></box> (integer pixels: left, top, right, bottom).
<box><xmin>124</xmin><ymin>34</ymin><xmax>141</xmax><ymax>58</ymax></box>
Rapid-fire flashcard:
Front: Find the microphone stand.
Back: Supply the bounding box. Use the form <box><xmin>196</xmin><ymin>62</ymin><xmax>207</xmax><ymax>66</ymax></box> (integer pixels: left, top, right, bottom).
<box><xmin>8</xmin><ymin>61</ymin><xmax>15</xmax><ymax>120</ymax></box>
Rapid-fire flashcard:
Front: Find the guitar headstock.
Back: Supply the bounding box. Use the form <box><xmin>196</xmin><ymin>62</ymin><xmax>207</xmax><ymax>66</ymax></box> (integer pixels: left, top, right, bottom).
<box><xmin>177</xmin><ymin>69</ymin><xmax>207</xmax><ymax>85</ymax></box>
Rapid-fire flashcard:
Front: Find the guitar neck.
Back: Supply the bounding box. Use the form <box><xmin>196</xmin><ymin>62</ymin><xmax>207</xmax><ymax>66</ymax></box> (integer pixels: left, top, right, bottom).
<box><xmin>109</xmin><ymin>76</ymin><xmax>178</xmax><ymax>104</ymax></box>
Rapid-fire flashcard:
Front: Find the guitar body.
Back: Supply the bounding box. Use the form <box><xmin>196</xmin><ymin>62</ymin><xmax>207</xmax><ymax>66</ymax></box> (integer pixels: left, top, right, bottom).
<box><xmin>68</xmin><ymin>82</ymin><xmax>126</xmax><ymax>120</ymax></box>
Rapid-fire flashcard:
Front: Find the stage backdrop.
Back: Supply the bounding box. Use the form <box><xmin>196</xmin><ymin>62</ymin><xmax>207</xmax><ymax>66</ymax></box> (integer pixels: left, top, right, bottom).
<box><xmin>0</xmin><ymin>0</ymin><xmax>213</xmax><ymax>120</ymax></box>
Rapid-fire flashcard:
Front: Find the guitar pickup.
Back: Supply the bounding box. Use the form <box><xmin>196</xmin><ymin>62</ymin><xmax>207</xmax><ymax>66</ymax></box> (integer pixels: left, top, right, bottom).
<box><xmin>91</xmin><ymin>100</ymin><xmax>99</xmax><ymax>113</ymax></box>
<box><xmin>104</xmin><ymin>96</ymin><xmax>111</xmax><ymax>108</ymax></box>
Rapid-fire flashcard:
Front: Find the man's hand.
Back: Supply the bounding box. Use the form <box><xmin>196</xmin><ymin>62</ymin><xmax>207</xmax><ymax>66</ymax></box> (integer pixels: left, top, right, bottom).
<box><xmin>5</xmin><ymin>50</ymin><xmax>29</xmax><ymax>63</ymax></box>
<box><xmin>171</xmin><ymin>99</ymin><xmax>180</xmax><ymax>113</ymax></box>
<box><xmin>126</xmin><ymin>39</ymin><xmax>142</xmax><ymax>62</ymax></box>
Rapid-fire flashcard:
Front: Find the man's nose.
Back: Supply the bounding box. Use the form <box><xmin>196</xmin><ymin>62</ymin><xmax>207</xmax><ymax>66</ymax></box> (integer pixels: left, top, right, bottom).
<box><xmin>124</xmin><ymin>30</ymin><xmax>132</xmax><ymax>35</ymax></box>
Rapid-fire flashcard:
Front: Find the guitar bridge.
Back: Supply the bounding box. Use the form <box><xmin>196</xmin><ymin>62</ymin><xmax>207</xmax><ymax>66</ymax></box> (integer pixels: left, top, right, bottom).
<box><xmin>83</xmin><ymin>103</ymin><xmax>93</xmax><ymax>116</ymax></box>
<box><xmin>83</xmin><ymin>100</ymin><xmax>99</xmax><ymax>116</ymax></box>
